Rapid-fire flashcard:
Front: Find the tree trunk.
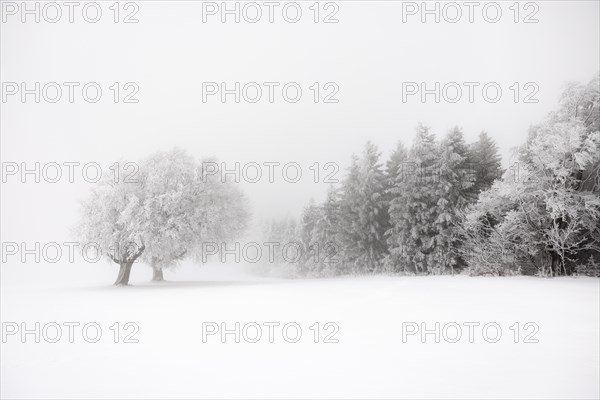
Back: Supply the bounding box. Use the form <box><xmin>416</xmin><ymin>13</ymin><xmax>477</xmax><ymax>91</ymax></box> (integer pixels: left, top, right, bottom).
<box><xmin>114</xmin><ymin>262</ymin><xmax>133</xmax><ymax>286</ymax></box>
<box><xmin>152</xmin><ymin>267</ymin><xmax>164</xmax><ymax>282</ymax></box>
<box><xmin>550</xmin><ymin>252</ymin><xmax>560</xmax><ymax>276</ymax></box>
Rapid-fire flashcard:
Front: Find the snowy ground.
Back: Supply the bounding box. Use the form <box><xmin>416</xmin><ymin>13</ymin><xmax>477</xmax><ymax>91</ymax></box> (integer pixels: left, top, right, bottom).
<box><xmin>1</xmin><ymin>262</ymin><xmax>599</xmax><ymax>399</ymax></box>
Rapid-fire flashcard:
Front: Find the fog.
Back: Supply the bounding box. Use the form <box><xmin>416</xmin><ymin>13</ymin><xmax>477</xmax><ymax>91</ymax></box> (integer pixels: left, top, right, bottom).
<box><xmin>2</xmin><ymin>0</ymin><xmax>599</xmax><ymax>239</ymax></box>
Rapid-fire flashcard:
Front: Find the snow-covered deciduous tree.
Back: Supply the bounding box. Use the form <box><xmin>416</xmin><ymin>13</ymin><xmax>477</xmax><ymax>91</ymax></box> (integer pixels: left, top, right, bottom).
<box><xmin>138</xmin><ymin>149</ymin><xmax>198</xmax><ymax>281</ymax></box>
<box><xmin>460</xmin><ymin>75</ymin><xmax>600</xmax><ymax>276</ymax></box>
<box><xmin>78</xmin><ymin>163</ymin><xmax>146</xmax><ymax>285</ymax></box>
<box><xmin>191</xmin><ymin>159</ymin><xmax>250</xmax><ymax>264</ymax></box>
<box><xmin>142</xmin><ymin>155</ymin><xmax>249</xmax><ymax>279</ymax></box>
<box><xmin>78</xmin><ymin>149</ymin><xmax>249</xmax><ymax>285</ymax></box>
<box><xmin>199</xmin><ymin>159</ymin><xmax>250</xmax><ymax>241</ymax></box>
<box><xmin>139</xmin><ymin>151</ymin><xmax>249</xmax><ymax>281</ymax></box>
<box><xmin>556</xmin><ymin>75</ymin><xmax>600</xmax><ymax>134</ymax></box>
<box><xmin>456</xmin><ymin>185</ymin><xmax>528</xmax><ymax>276</ymax></box>
<box><xmin>517</xmin><ymin>119</ymin><xmax>599</xmax><ymax>275</ymax></box>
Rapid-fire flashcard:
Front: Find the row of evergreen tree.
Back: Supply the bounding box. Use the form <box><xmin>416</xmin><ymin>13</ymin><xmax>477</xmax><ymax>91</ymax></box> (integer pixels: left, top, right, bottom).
<box><xmin>264</xmin><ymin>128</ymin><xmax>502</xmax><ymax>276</ymax></box>
<box><xmin>263</xmin><ymin>76</ymin><xmax>600</xmax><ymax>277</ymax></box>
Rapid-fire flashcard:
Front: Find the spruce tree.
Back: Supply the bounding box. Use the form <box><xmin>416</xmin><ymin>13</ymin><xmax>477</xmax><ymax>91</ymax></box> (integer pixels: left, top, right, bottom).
<box><xmin>356</xmin><ymin>142</ymin><xmax>389</xmax><ymax>271</ymax></box>
<box><xmin>388</xmin><ymin>124</ymin><xmax>440</xmax><ymax>274</ymax></box>
<box><xmin>297</xmin><ymin>201</ymin><xmax>320</xmax><ymax>276</ymax></box>
<box><xmin>337</xmin><ymin>144</ymin><xmax>389</xmax><ymax>272</ymax></box>
<box><xmin>435</xmin><ymin>127</ymin><xmax>473</xmax><ymax>273</ymax></box>
<box><xmin>385</xmin><ymin>141</ymin><xmax>408</xmax><ymax>190</ymax></box>
<box><xmin>310</xmin><ymin>186</ymin><xmax>343</xmax><ymax>276</ymax></box>
<box><xmin>338</xmin><ymin>154</ymin><xmax>362</xmax><ymax>271</ymax></box>
<box><xmin>470</xmin><ymin>132</ymin><xmax>502</xmax><ymax>195</ymax></box>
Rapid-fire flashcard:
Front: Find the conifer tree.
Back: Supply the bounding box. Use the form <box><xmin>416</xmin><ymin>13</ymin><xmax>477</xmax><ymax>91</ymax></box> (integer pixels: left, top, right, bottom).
<box><xmin>310</xmin><ymin>187</ymin><xmax>343</xmax><ymax>276</ymax></box>
<box><xmin>470</xmin><ymin>131</ymin><xmax>502</xmax><ymax>195</ymax></box>
<box><xmin>435</xmin><ymin>127</ymin><xmax>473</xmax><ymax>273</ymax></box>
<box><xmin>388</xmin><ymin>124</ymin><xmax>441</xmax><ymax>274</ymax></box>
<box><xmin>356</xmin><ymin>142</ymin><xmax>389</xmax><ymax>271</ymax></box>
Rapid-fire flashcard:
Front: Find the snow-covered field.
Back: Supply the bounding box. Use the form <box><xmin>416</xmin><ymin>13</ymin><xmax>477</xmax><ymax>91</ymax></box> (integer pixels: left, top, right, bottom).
<box><xmin>1</xmin><ymin>263</ymin><xmax>599</xmax><ymax>399</ymax></box>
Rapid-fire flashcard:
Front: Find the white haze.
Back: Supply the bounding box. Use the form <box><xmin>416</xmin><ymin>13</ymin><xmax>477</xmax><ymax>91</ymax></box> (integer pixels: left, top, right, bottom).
<box><xmin>1</xmin><ymin>1</ymin><xmax>599</xmax><ymax>242</ymax></box>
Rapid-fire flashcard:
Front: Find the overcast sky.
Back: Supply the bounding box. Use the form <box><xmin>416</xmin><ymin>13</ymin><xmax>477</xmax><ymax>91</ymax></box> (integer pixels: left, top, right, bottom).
<box><xmin>2</xmin><ymin>0</ymin><xmax>599</xmax><ymax>242</ymax></box>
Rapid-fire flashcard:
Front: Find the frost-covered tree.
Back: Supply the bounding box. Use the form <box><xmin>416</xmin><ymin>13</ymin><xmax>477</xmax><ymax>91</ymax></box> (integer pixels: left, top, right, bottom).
<box><xmin>356</xmin><ymin>142</ymin><xmax>389</xmax><ymax>271</ymax></box>
<box><xmin>192</xmin><ymin>160</ymin><xmax>250</xmax><ymax>264</ymax></box>
<box><xmin>461</xmin><ymin>76</ymin><xmax>600</xmax><ymax>276</ymax></box>
<box><xmin>138</xmin><ymin>149</ymin><xmax>198</xmax><ymax>281</ymax></box>
<box><xmin>337</xmin><ymin>154</ymin><xmax>362</xmax><ymax>271</ymax></box>
<box><xmin>78</xmin><ymin>163</ymin><xmax>147</xmax><ymax>285</ymax></box>
<box><xmin>336</xmin><ymin>143</ymin><xmax>388</xmax><ymax>273</ymax></box>
<box><xmin>385</xmin><ymin>141</ymin><xmax>408</xmax><ymax>191</ymax></box>
<box><xmin>387</xmin><ymin>124</ymin><xmax>441</xmax><ymax>273</ymax></box>
<box><xmin>382</xmin><ymin>141</ymin><xmax>409</xmax><ymax>269</ymax></box>
<box><xmin>434</xmin><ymin>127</ymin><xmax>474</xmax><ymax>273</ymax></box>
<box><xmin>79</xmin><ymin>150</ymin><xmax>249</xmax><ymax>285</ymax></box>
<box><xmin>518</xmin><ymin>119</ymin><xmax>599</xmax><ymax>274</ymax></box>
<box><xmin>261</xmin><ymin>215</ymin><xmax>299</xmax><ymax>274</ymax></box>
<box><xmin>295</xmin><ymin>201</ymin><xmax>320</xmax><ymax>276</ymax></box>
<box><xmin>556</xmin><ymin>75</ymin><xmax>600</xmax><ymax>134</ymax></box>
<box><xmin>139</xmin><ymin>152</ymin><xmax>249</xmax><ymax>281</ymax></box>
<box><xmin>306</xmin><ymin>187</ymin><xmax>343</xmax><ymax>277</ymax></box>
<box><xmin>469</xmin><ymin>131</ymin><xmax>502</xmax><ymax>196</ymax></box>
